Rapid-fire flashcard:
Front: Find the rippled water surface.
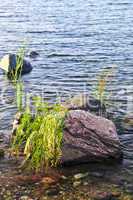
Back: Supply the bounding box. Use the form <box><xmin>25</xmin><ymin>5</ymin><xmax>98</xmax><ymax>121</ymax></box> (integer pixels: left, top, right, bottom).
<box><xmin>0</xmin><ymin>0</ymin><xmax>133</xmax><ymax>188</ymax></box>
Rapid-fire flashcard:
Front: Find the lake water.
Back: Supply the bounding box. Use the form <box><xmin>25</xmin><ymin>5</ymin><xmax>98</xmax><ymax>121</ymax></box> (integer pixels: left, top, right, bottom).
<box><xmin>0</xmin><ymin>0</ymin><xmax>133</xmax><ymax>191</ymax></box>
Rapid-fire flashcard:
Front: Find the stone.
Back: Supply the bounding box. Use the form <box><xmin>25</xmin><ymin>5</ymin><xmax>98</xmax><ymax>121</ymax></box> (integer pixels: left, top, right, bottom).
<box><xmin>61</xmin><ymin>110</ymin><xmax>122</xmax><ymax>165</ymax></box>
<box><xmin>93</xmin><ymin>192</ymin><xmax>112</xmax><ymax>200</ymax></box>
<box><xmin>41</xmin><ymin>176</ymin><xmax>57</xmax><ymax>185</ymax></box>
<box><xmin>45</xmin><ymin>188</ymin><xmax>59</xmax><ymax>196</ymax></box>
<box><xmin>73</xmin><ymin>172</ymin><xmax>89</xmax><ymax>180</ymax></box>
<box><xmin>111</xmin><ymin>191</ymin><xmax>121</xmax><ymax>198</ymax></box>
<box><xmin>123</xmin><ymin>113</ymin><xmax>133</xmax><ymax>131</ymax></box>
<box><xmin>20</xmin><ymin>196</ymin><xmax>31</xmax><ymax>200</ymax></box>
<box><xmin>29</xmin><ymin>51</ymin><xmax>39</xmax><ymax>58</ymax></box>
<box><xmin>0</xmin><ymin>54</ymin><xmax>32</xmax><ymax>76</ymax></box>
<box><xmin>73</xmin><ymin>181</ymin><xmax>81</xmax><ymax>187</ymax></box>
<box><xmin>0</xmin><ymin>138</ymin><xmax>4</xmax><ymax>143</ymax></box>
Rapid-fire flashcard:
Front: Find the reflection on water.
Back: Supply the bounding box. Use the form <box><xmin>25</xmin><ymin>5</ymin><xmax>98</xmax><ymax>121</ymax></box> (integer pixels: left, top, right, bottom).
<box><xmin>0</xmin><ymin>0</ymin><xmax>133</xmax><ymax>186</ymax></box>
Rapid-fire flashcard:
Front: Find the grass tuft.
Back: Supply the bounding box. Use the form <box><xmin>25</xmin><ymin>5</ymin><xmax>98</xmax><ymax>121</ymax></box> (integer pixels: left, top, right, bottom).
<box><xmin>11</xmin><ymin>101</ymin><xmax>67</xmax><ymax>172</ymax></box>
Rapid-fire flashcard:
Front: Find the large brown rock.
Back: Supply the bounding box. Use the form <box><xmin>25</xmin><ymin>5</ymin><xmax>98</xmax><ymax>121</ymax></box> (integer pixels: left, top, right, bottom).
<box><xmin>61</xmin><ymin>110</ymin><xmax>122</xmax><ymax>165</ymax></box>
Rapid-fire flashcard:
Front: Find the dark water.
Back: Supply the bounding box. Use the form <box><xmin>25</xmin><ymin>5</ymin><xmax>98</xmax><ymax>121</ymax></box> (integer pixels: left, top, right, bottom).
<box><xmin>0</xmin><ymin>0</ymin><xmax>133</xmax><ymax>190</ymax></box>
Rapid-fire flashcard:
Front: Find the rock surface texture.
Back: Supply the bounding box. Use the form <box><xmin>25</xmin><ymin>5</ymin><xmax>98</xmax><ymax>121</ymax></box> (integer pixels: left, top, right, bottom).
<box><xmin>61</xmin><ymin>110</ymin><xmax>122</xmax><ymax>165</ymax></box>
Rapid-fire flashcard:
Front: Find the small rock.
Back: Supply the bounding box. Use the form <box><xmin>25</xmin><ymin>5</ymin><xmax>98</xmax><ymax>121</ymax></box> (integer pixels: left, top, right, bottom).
<box><xmin>61</xmin><ymin>175</ymin><xmax>67</xmax><ymax>180</ymax></box>
<box><xmin>91</xmin><ymin>172</ymin><xmax>104</xmax><ymax>178</ymax></box>
<box><xmin>122</xmin><ymin>195</ymin><xmax>133</xmax><ymax>200</ymax></box>
<box><xmin>111</xmin><ymin>191</ymin><xmax>121</xmax><ymax>198</ymax></box>
<box><xmin>29</xmin><ymin>51</ymin><xmax>39</xmax><ymax>58</ymax></box>
<box><xmin>20</xmin><ymin>196</ymin><xmax>30</xmax><ymax>200</ymax></box>
<box><xmin>41</xmin><ymin>176</ymin><xmax>57</xmax><ymax>185</ymax></box>
<box><xmin>0</xmin><ymin>138</ymin><xmax>4</xmax><ymax>143</ymax></box>
<box><xmin>73</xmin><ymin>181</ymin><xmax>81</xmax><ymax>187</ymax></box>
<box><xmin>45</xmin><ymin>188</ymin><xmax>59</xmax><ymax>196</ymax></box>
<box><xmin>83</xmin><ymin>182</ymin><xmax>88</xmax><ymax>186</ymax></box>
<box><xmin>0</xmin><ymin>149</ymin><xmax>4</xmax><ymax>158</ymax></box>
<box><xmin>94</xmin><ymin>192</ymin><xmax>112</xmax><ymax>200</ymax></box>
<box><xmin>73</xmin><ymin>173</ymin><xmax>89</xmax><ymax>180</ymax></box>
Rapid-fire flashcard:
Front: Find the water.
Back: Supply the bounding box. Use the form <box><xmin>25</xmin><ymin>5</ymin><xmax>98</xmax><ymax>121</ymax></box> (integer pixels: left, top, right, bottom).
<box><xmin>0</xmin><ymin>0</ymin><xmax>133</xmax><ymax>190</ymax></box>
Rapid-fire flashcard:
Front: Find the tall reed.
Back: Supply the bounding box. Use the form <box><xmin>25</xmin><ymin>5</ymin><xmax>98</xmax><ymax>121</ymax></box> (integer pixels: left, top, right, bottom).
<box><xmin>92</xmin><ymin>66</ymin><xmax>117</xmax><ymax>116</ymax></box>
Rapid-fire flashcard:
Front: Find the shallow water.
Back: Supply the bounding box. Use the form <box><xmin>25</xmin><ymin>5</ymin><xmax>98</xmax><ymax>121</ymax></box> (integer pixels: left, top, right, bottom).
<box><xmin>0</xmin><ymin>0</ymin><xmax>133</xmax><ymax>190</ymax></box>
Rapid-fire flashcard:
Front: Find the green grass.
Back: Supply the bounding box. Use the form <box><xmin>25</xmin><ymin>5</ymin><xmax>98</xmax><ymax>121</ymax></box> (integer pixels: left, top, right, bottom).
<box><xmin>11</xmin><ymin>101</ymin><xmax>67</xmax><ymax>172</ymax></box>
<box><xmin>92</xmin><ymin>66</ymin><xmax>117</xmax><ymax>116</ymax></box>
<box><xmin>9</xmin><ymin>45</ymin><xmax>26</xmax><ymax>81</ymax></box>
<box><xmin>16</xmin><ymin>81</ymin><xmax>23</xmax><ymax>112</ymax></box>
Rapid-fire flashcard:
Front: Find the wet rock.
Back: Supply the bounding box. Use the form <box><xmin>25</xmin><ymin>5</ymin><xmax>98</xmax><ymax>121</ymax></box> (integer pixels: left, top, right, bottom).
<box><xmin>0</xmin><ymin>54</ymin><xmax>32</xmax><ymax>76</ymax></box>
<box><xmin>123</xmin><ymin>114</ymin><xmax>133</xmax><ymax>124</ymax></box>
<box><xmin>73</xmin><ymin>172</ymin><xmax>89</xmax><ymax>180</ymax></box>
<box><xmin>61</xmin><ymin>175</ymin><xmax>67</xmax><ymax>180</ymax></box>
<box><xmin>45</xmin><ymin>188</ymin><xmax>59</xmax><ymax>196</ymax></box>
<box><xmin>29</xmin><ymin>51</ymin><xmax>39</xmax><ymax>58</ymax></box>
<box><xmin>0</xmin><ymin>138</ymin><xmax>4</xmax><ymax>143</ymax></box>
<box><xmin>83</xmin><ymin>181</ymin><xmax>88</xmax><ymax>186</ymax></box>
<box><xmin>125</xmin><ymin>183</ymin><xmax>133</xmax><ymax>194</ymax></box>
<box><xmin>93</xmin><ymin>192</ymin><xmax>112</xmax><ymax>200</ymax></box>
<box><xmin>0</xmin><ymin>149</ymin><xmax>4</xmax><ymax>158</ymax></box>
<box><xmin>61</xmin><ymin>110</ymin><xmax>122</xmax><ymax>165</ymax></box>
<box><xmin>111</xmin><ymin>191</ymin><xmax>121</xmax><ymax>198</ymax></box>
<box><xmin>73</xmin><ymin>181</ymin><xmax>81</xmax><ymax>187</ymax></box>
<box><xmin>91</xmin><ymin>172</ymin><xmax>104</xmax><ymax>178</ymax></box>
<box><xmin>41</xmin><ymin>176</ymin><xmax>57</xmax><ymax>185</ymax></box>
<box><xmin>123</xmin><ymin>113</ymin><xmax>133</xmax><ymax>131</ymax></box>
<box><xmin>20</xmin><ymin>196</ymin><xmax>31</xmax><ymax>200</ymax></box>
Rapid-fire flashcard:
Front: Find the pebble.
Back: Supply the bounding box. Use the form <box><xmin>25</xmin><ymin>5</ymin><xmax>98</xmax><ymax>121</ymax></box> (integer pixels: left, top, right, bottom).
<box><xmin>20</xmin><ymin>196</ymin><xmax>28</xmax><ymax>200</ymax></box>
<box><xmin>91</xmin><ymin>172</ymin><xmax>104</xmax><ymax>178</ymax></box>
<box><xmin>73</xmin><ymin>181</ymin><xmax>81</xmax><ymax>187</ymax></box>
<box><xmin>0</xmin><ymin>138</ymin><xmax>4</xmax><ymax>143</ymax></box>
<box><xmin>111</xmin><ymin>191</ymin><xmax>121</xmax><ymax>198</ymax></box>
<box><xmin>29</xmin><ymin>51</ymin><xmax>39</xmax><ymax>58</ymax></box>
<box><xmin>83</xmin><ymin>181</ymin><xmax>88</xmax><ymax>186</ymax></box>
<box><xmin>73</xmin><ymin>172</ymin><xmax>89</xmax><ymax>180</ymax></box>
<box><xmin>45</xmin><ymin>188</ymin><xmax>59</xmax><ymax>196</ymax></box>
<box><xmin>93</xmin><ymin>192</ymin><xmax>112</xmax><ymax>200</ymax></box>
<box><xmin>61</xmin><ymin>175</ymin><xmax>67</xmax><ymax>180</ymax></box>
<box><xmin>20</xmin><ymin>196</ymin><xmax>33</xmax><ymax>200</ymax></box>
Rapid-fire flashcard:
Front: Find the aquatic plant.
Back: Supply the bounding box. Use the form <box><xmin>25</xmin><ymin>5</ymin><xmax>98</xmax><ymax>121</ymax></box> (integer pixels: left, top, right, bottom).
<box><xmin>92</xmin><ymin>66</ymin><xmax>117</xmax><ymax>116</ymax></box>
<box><xmin>16</xmin><ymin>81</ymin><xmax>23</xmax><ymax>112</ymax></box>
<box><xmin>11</xmin><ymin>101</ymin><xmax>67</xmax><ymax>172</ymax></box>
<box><xmin>9</xmin><ymin>45</ymin><xmax>26</xmax><ymax>81</ymax></box>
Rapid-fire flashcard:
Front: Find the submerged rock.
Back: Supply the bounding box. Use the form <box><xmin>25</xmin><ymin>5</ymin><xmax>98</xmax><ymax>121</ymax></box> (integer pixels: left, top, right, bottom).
<box><xmin>0</xmin><ymin>54</ymin><xmax>32</xmax><ymax>76</ymax></box>
<box><xmin>61</xmin><ymin>110</ymin><xmax>122</xmax><ymax>165</ymax></box>
<box><xmin>73</xmin><ymin>172</ymin><xmax>89</xmax><ymax>180</ymax></box>
<box><xmin>123</xmin><ymin>113</ymin><xmax>133</xmax><ymax>131</ymax></box>
<box><xmin>29</xmin><ymin>51</ymin><xmax>39</xmax><ymax>58</ymax></box>
<box><xmin>93</xmin><ymin>192</ymin><xmax>113</xmax><ymax>200</ymax></box>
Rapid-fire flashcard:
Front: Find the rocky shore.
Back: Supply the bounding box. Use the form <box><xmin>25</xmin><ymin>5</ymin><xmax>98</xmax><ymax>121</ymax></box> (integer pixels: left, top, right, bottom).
<box><xmin>0</xmin><ymin>94</ymin><xmax>132</xmax><ymax>199</ymax></box>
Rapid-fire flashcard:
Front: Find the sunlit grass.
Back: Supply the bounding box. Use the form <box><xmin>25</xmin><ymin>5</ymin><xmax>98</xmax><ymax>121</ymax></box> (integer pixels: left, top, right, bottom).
<box><xmin>92</xmin><ymin>66</ymin><xmax>117</xmax><ymax>116</ymax></box>
<box><xmin>9</xmin><ymin>46</ymin><xmax>25</xmax><ymax>81</ymax></box>
<box><xmin>11</xmin><ymin>100</ymin><xmax>67</xmax><ymax>172</ymax></box>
